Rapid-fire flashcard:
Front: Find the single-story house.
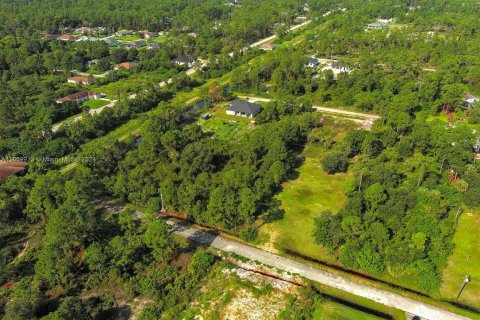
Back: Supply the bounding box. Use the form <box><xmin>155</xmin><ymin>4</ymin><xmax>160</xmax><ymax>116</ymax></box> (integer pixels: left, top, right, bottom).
<box><xmin>124</xmin><ymin>40</ymin><xmax>146</xmax><ymax>48</ymax></box>
<box><xmin>116</xmin><ymin>29</ymin><xmax>134</xmax><ymax>36</ymax></box>
<box><xmin>321</xmin><ymin>62</ymin><xmax>354</xmax><ymax>76</ymax></box>
<box><xmin>76</xmin><ymin>27</ymin><xmax>94</xmax><ymax>35</ymax></box>
<box><xmin>306</xmin><ymin>57</ymin><xmax>320</xmax><ymax>68</ymax></box>
<box><xmin>464</xmin><ymin>93</ymin><xmax>480</xmax><ymax>107</ymax></box>
<box><xmin>475</xmin><ymin>137</ymin><xmax>480</xmax><ymax>153</ymax></box>
<box><xmin>57</xmin><ymin>34</ymin><xmax>77</xmax><ymax>41</ymax></box>
<box><xmin>114</xmin><ymin>62</ymin><xmax>136</xmax><ymax>70</ymax></box>
<box><xmin>103</xmin><ymin>39</ymin><xmax>120</xmax><ymax>47</ymax></box>
<box><xmin>139</xmin><ymin>30</ymin><xmax>157</xmax><ymax>39</ymax></box>
<box><xmin>56</xmin><ymin>91</ymin><xmax>101</xmax><ymax>104</ymax></box>
<box><xmin>378</xmin><ymin>18</ymin><xmax>393</xmax><ymax>25</ymax></box>
<box><xmin>76</xmin><ymin>36</ymin><xmax>98</xmax><ymax>42</ymax></box>
<box><xmin>259</xmin><ymin>43</ymin><xmax>277</xmax><ymax>51</ymax></box>
<box><xmin>67</xmin><ymin>76</ymin><xmax>94</xmax><ymax>85</ymax></box>
<box><xmin>173</xmin><ymin>55</ymin><xmax>197</xmax><ymax>68</ymax></box>
<box><xmin>87</xmin><ymin>59</ymin><xmax>98</xmax><ymax>67</ymax></box>
<box><xmin>148</xmin><ymin>43</ymin><xmax>162</xmax><ymax>49</ymax></box>
<box><xmin>226</xmin><ymin>100</ymin><xmax>262</xmax><ymax>118</ymax></box>
<box><xmin>366</xmin><ymin>23</ymin><xmax>382</xmax><ymax>30</ymax></box>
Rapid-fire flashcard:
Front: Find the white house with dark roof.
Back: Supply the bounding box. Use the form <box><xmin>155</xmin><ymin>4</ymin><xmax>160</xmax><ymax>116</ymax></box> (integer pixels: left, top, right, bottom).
<box><xmin>464</xmin><ymin>93</ymin><xmax>480</xmax><ymax>107</ymax></box>
<box><xmin>173</xmin><ymin>55</ymin><xmax>197</xmax><ymax>67</ymax></box>
<box><xmin>226</xmin><ymin>100</ymin><xmax>262</xmax><ymax>118</ymax></box>
<box><xmin>306</xmin><ymin>57</ymin><xmax>320</xmax><ymax>68</ymax></box>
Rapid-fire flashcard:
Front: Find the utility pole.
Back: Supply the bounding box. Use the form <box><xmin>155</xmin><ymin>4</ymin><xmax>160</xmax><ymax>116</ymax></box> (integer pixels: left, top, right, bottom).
<box><xmin>456</xmin><ymin>275</ymin><xmax>471</xmax><ymax>301</ymax></box>
<box><xmin>160</xmin><ymin>191</ymin><xmax>165</xmax><ymax>213</ymax></box>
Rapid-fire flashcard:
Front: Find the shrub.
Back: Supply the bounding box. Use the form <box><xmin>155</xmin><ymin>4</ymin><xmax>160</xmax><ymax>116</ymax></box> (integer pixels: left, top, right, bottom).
<box><xmin>321</xmin><ymin>153</ymin><xmax>349</xmax><ymax>174</ymax></box>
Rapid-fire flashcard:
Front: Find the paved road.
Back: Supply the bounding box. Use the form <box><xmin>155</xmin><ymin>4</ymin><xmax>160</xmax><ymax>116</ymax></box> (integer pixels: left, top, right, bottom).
<box><xmin>166</xmin><ymin>219</ymin><xmax>470</xmax><ymax>320</ymax></box>
<box><xmin>52</xmin><ymin>99</ymin><xmax>117</xmax><ymax>132</ymax></box>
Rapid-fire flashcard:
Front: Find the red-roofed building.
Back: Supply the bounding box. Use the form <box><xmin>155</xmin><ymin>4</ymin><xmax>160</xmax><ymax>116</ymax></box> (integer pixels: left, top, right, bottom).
<box><xmin>57</xmin><ymin>34</ymin><xmax>77</xmax><ymax>41</ymax></box>
<box><xmin>56</xmin><ymin>91</ymin><xmax>101</xmax><ymax>104</ymax></box>
<box><xmin>67</xmin><ymin>76</ymin><xmax>94</xmax><ymax>85</ymax></box>
<box><xmin>114</xmin><ymin>62</ymin><xmax>136</xmax><ymax>70</ymax></box>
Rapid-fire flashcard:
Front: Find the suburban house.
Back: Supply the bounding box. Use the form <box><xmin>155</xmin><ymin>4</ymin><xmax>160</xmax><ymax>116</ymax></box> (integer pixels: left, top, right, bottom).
<box><xmin>366</xmin><ymin>23</ymin><xmax>382</xmax><ymax>30</ymax></box>
<box><xmin>139</xmin><ymin>30</ymin><xmax>157</xmax><ymax>39</ymax></box>
<box><xmin>226</xmin><ymin>100</ymin><xmax>262</xmax><ymax>118</ymax></box>
<box><xmin>378</xmin><ymin>18</ymin><xmax>393</xmax><ymax>25</ymax></box>
<box><xmin>259</xmin><ymin>43</ymin><xmax>277</xmax><ymax>51</ymax></box>
<box><xmin>475</xmin><ymin>137</ymin><xmax>480</xmax><ymax>153</ymax></box>
<box><xmin>173</xmin><ymin>55</ymin><xmax>197</xmax><ymax>68</ymax></box>
<box><xmin>67</xmin><ymin>76</ymin><xmax>94</xmax><ymax>85</ymax></box>
<box><xmin>116</xmin><ymin>29</ymin><xmax>134</xmax><ymax>36</ymax></box>
<box><xmin>114</xmin><ymin>62</ymin><xmax>136</xmax><ymax>70</ymax></box>
<box><xmin>76</xmin><ymin>27</ymin><xmax>94</xmax><ymax>35</ymax></box>
<box><xmin>148</xmin><ymin>43</ymin><xmax>162</xmax><ymax>49</ymax></box>
<box><xmin>123</xmin><ymin>40</ymin><xmax>146</xmax><ymax>49</ymax></box>
<box><xmin>103</xmin><ymin>39</ymin><xmax>120</xmax><ymax>47</ymax></box>
<box><xmin>76</xmin><ymin>36</ymin><xmax>98</xmax><ymax>42</ymax></box>
<box><xmin>321</xmin><ymin>61</ymin><xmax>353</xmax><ymax>76</ymax></box>
<box><xmin>306</xmin><ymin>57</ymin><xmax>320</xmax><ymax>68</ymax></box>
<box><xmin>57</xmin><ymin>34</ymin><xmax>77</xmax><ymax>41</ymax></box>
<box><xmin>464</xmin><ymin>93</ymin><xmax>480</xmax><ymax>107</ymax></box>
<box><xmin>56</xmin><ymin>91</ymin><xmax>101</xmax><ymax>104</ymax></box>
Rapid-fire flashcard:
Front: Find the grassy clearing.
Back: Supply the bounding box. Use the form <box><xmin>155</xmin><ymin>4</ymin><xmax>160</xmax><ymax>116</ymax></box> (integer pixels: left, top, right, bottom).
<box><xmin>312</xmin><ymin>282</ymin><xmax>405</xmax><ymax>320</ymax></box>
<box><xmin>82</xmin><ymin>99</ymin><xmax>110</xmax><ymax>109</ymax></box>
<box><xmin>199</xmin><ymin>117</ymin><xmax>249</xmax><ymax>140</ymax></box>
<box><xmin>258</xmin><ymin>143</ymin><xmax>351</xmax><ymax>262</ymax></box>
<box><xmin>441</xmin><ymin>211</ymin><xmax>480</xmax><ymax>309</ymax></box>
<box><xmin>111</xmin><ymin>35</ymin><xmax>142</xmax><ymax>41</ymax></box>
<box><xmin>314</xmin><ymin>301</ymin><xmax>387</xmax><ymax>320</ymax></box>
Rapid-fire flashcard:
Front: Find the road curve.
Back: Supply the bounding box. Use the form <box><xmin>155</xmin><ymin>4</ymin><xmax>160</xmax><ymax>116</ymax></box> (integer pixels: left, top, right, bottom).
<box><xmin>167</xmin><ymin>219</ymin><xmax>470</xmax><ymax>320</ymax></box>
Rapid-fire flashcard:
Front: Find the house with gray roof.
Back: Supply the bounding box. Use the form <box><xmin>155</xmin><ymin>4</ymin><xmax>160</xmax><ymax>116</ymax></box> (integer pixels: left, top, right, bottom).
<box><xmin>226</xmin><ymin>100</ymin><xmax>262</xmax><ymax>118</ymax></box>
<box><xmin>173</xmin><ymin>55</ymin><xmax>197</xmax><ymax>67</ymax></box>
<box><xmin>306</xmin><ymin>57</ymin><xmax>320</xmax><ymax>67</ymax></box>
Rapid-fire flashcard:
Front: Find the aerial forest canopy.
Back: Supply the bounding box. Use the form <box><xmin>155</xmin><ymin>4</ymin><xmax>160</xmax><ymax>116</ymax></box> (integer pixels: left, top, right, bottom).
<box><xmin>1</xmin><ymin>0</ymin><xmax>480</xmax><ymax>318</ymax></box>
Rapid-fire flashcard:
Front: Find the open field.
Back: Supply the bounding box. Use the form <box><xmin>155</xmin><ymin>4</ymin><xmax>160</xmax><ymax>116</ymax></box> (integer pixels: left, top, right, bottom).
<box><xmin>258</xmin><ymin>143</ymin><xmax>351</xmax><ymax>261</ymax></box>
<box><xmin>441</xmin><ymin>211</ymin><xmax>480</xmax><ymax>309</ymax></box>
<box><xmin>199</xmin><ymin>117</ymin><xmax>249</xmax><ymax>140</ymax></box>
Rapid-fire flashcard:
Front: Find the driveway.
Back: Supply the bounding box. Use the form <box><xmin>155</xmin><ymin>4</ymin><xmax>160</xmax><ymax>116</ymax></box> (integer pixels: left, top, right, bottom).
<box><xmin>239</xmin><ymin>94</ymin><xmax>379</xmax><ymax>130</ymax></box>
<box><xmin>166</xmin><ymin>219</ymin><xmax>470</xmax><ymax>320</ymax></box>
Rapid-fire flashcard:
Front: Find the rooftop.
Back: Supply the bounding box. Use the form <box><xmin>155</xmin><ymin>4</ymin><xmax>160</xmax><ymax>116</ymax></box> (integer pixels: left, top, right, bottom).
<box><xmin>228</xmin><ymin>100</ymin><xmax>262</xmax><ymax>115</ymax></box>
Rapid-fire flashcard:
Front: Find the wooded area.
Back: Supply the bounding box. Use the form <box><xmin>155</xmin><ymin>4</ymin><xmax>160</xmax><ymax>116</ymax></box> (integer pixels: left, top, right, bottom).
<box><xmin>1</xmin><ymin>0</ymin><xmax>480</xmax><ymax>318</ymax></box>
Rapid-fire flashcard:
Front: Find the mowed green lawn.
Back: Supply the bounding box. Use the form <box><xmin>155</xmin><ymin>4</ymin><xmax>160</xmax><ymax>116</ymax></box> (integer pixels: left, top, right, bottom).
<box><xmin>313</xmin><ymin>301</ymin><xmax>386</xmax><ymax>320</ymax></box>
<box><xmin>258</xmin><ymin>144</ymin><xmax>351</xmax><ymax>262</ymax></box>
<box><xmin>83</xmin><ymin>99</ymin><xmax>109</xmax><ymax>109</ymax></box>
<box><xmin>441</xmin><ymin>211</ymin><xmax>480</xmax><ymax>308</ymax></box>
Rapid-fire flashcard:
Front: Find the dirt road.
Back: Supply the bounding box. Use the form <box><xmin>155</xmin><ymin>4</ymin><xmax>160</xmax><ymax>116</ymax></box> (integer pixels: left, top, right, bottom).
<box><xmin>167</xmin><ymin>219</ymin><xmax>470</xmax><ymax>320</ymax></box>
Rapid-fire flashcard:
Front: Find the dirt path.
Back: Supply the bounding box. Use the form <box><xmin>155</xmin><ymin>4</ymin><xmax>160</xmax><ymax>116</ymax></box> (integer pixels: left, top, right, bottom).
<box><xmin>167</xmin><ymin>219</ymin><xmax>470</xmax><ymax>320</ymax></box>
